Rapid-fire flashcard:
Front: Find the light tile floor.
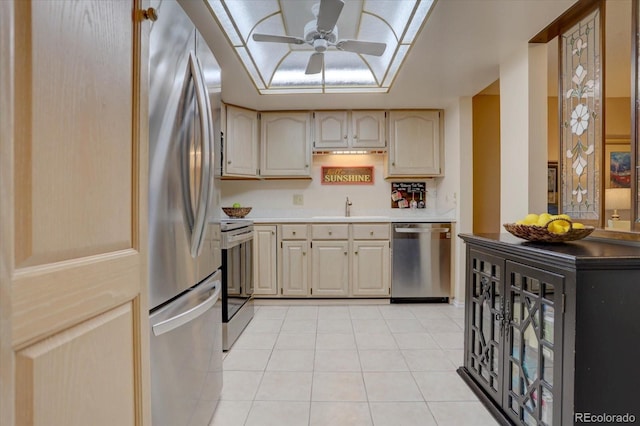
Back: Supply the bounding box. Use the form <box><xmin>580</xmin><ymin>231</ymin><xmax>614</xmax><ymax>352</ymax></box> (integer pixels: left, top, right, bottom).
<box><xmin>210</xmin><ymin>302</ymin><xmax>499</xmax><ymax>426</ymax></box>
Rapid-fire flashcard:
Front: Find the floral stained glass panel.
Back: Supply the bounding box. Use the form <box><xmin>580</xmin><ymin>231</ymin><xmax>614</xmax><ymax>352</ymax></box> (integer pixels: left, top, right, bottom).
<box><xmin>561</xmin><ymin>9</ymin><xmax>602</xmax><ymax>220</ymax></box>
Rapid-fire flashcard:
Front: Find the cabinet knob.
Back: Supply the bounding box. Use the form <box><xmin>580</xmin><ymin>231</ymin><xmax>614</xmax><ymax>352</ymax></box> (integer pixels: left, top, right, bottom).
<box><xmin>293</xmin><ymin>231</ymin><xmax>296</xmax><ymax>235</ymax></box>
<box><xmin>344</xmin><ymin>135</ymin><xmax>348</xmax><ymax>139</ymax></box>
<box><xmin>305</xmin><ymin>164</ymin><xmax>309</xmax><ymax>168</ymax></box>
<box><xmin>344</xmin><ymin>251</ymin><xmax>347</xmax><ymax>255</ymax></box>
<box><xmin>227</xmin><ymin>161</ymin><xmax>232</xmax><ymax>164</ymax></box>
<box><xmin>355</xmin><ymin>251</ymin><xmax>358</xmax><ymax>255</ymax></box>
<box><xmin>392</xmin><ymin>162</ymin><xmax>395</xmax><ymax>166</ymax></box>
<box><xmin>329</xmin><ymin>231</ymin><xmax>332</xmax><ymax>235</ymax></box>
<box><xmin>303</xmin><ymin>252</ymin><xmax>306</xmax><ymax>256</ymax></box>
<box><xmin>354</xmin><ymin>135</ymin><xmax>358</xmax><ymax>139</ymax></box>
<box><xmin>272</xmin><ymin>231</ymin><xmax>275</xmax><ymax>235</ymax></box>
<box><xmin>141</xmin><ymin>7</ymin><xmax>158</xmax><ymax>21</ymax></box>
<box><xmin>370</xmin><ymin>231</ymin><xmax>374</xmax><ymax>235</ymax></box>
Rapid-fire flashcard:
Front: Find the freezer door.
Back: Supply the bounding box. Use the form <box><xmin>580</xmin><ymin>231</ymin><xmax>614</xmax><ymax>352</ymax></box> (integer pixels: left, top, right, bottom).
<box><xmin>150</xmin><ymin>270</ymin><xmax>223</xmax><ymax>426</ymax></box>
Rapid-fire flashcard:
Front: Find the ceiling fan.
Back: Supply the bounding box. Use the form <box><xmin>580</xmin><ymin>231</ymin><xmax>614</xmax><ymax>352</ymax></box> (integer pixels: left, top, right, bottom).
<box><xmin>251</xmin><ymin>0</ymin><xmax>387</xmax><ymax>75</ymax></box>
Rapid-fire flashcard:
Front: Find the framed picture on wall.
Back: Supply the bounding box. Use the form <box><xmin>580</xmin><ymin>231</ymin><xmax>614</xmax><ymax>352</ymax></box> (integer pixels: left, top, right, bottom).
<box><xmin>605</xmin><ymin>141</ymin><xmax>631</xmax><ymax>189</ymax></box>
<box><xmin>548</xmin><ymin>162</ymin><xmax>558</xmax><ymax>213</ymax></box>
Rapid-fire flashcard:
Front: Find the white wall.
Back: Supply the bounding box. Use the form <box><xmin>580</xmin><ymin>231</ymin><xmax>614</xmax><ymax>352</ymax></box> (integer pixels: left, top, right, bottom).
<box><xmin>500</xmin><ymin>43</ymin><xmax>549</xmax><ymax>223</ymax></box>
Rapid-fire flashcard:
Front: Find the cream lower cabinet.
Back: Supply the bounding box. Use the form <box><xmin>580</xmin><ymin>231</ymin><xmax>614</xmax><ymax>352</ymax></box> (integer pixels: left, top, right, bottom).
<box><xmin>281</xmin><ymin>241</ymin><xmax>309</xmax><ymax>296</ymax></box>
<box><xmin>311</xmin><ymin>240</ymin><xmax>350</xmax><ymax>297</ymax></box>
<box><xmin>352</xmin><ymin>240</ymin><xmax>390</xmax><ymax>296</ymax></box>
<box><xmin>253</xmin><ymin>225</ymin><xmax>278</xmax><ymax>295</ymax></box>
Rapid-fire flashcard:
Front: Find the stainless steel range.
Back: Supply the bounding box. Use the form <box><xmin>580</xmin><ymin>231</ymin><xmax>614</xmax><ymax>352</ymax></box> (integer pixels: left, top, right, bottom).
<box><xmin>220</xmin><ymin>219</ymin><xmax>254</xmax><ymax>350</ymax></box>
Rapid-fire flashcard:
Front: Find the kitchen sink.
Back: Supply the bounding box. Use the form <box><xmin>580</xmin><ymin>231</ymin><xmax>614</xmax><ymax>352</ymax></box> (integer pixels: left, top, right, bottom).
<box><xmin>311</xmin><ymin>215</ymin><xmax>389</xmax><ymax>221</ymax></box>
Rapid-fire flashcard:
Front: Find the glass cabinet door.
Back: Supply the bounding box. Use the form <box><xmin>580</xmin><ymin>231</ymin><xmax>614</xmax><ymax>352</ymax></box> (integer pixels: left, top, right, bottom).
<box><xmin>466</xmin><ymin>249</ymin><xmax>506</xmax><ymax>401</ymax></box>
<box><xmin>504</xmin><ymin>261</ymin><xmax>564</xmax><ymax>426</ymax></box>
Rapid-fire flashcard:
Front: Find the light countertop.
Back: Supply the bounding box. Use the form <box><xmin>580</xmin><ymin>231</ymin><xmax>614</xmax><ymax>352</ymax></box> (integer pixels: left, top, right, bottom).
<box><xmin>219</xmin><ymin>208</ymin><xmax>456</xmax><ymax>224</ymax></box>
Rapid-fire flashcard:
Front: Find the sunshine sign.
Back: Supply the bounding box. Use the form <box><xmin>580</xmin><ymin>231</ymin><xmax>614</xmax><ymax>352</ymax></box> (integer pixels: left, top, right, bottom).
<box><xmin>321</xmin><ymin>166</ymin><xmax>374</xmax><ymax>185</ymax></box>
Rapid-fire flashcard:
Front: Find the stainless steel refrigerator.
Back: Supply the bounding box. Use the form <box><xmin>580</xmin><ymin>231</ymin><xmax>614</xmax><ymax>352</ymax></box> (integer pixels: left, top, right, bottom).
<box><xmin>148</xmin><ymin>0</ymin><xmax>223</xmax><ymax>424</ymax></box>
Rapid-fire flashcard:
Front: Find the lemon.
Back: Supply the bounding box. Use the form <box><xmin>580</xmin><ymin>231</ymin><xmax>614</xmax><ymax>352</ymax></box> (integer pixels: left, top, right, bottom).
<box><xmin>573</xmin><ymin>222</ymin><xmax>585</xmax><ymax>229</ymax></box>
<box><xmin>232</xmin><ymin>202</ymin><xmax>241</xmax><ymax>208</ymax></box>
<box><xmin>516</xmin><ymin>220</ymin><xmax>525</xmax><ymax>225</ymax></box>
<box><xmin>523</xmin><ymin>213</ymin><xmax>539</xmax><ymax>225</ymax></box>
<box><xmin>558</xmin><ymin>214</ymin><xmax>572</xmax><ymax>221</ymax></box>
<box><xmin>548</xmin><ymin>220</ymin><xmax>570</xmax><ymax>234</ymax></box>
<box><xmin>536</xmin><ymin>213</ymin><xmax>552</xmax><ymax>226</ymax></box>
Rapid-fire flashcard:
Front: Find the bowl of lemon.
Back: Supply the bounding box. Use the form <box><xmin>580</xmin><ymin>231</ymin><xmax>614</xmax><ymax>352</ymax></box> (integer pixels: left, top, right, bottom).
<box><xmin>504</xmin><ymin>213</ymin><xmax>595</xmax><ymax>242</ymax></box>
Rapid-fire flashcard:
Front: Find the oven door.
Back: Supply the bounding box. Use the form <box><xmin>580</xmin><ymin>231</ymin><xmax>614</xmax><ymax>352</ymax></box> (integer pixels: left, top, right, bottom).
<box><xmin>222</xmin><ymin>237</ymin><xmax>253</xmax><ymax>322</ymax></box>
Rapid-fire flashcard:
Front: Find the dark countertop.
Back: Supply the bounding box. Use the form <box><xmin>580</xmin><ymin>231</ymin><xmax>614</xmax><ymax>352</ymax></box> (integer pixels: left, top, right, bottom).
<box><xmin>458</xmin><ymin>233</ymin><xmax>640</xmax><ymax>270</ymax></box>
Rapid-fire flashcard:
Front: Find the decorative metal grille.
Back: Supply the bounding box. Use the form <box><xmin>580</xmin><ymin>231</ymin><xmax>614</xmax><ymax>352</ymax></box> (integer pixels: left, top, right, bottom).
<box><xmin>560</xmin><ymin>8</ymin><xmax>602</xmax><ymax>220</ymax></box>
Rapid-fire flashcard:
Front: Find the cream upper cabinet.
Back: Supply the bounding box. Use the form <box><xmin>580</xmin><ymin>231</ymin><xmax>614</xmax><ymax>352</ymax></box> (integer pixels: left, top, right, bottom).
<box><xmin>224</xmin><ymin>104</ymin><xmax>259</xmax><ymax>177</ymax></box>
<box><xmin>388</xmin><ymin>110</ymin><xmax>442</xmax><ymax>176</ymax></box>
<box><xmin>351</xmin><ymin>111</ymin><xmax>386</xmax><ymax>149</ymax></box>
<box><xmin>2</xmin><ymin>1</ymin><xmax>150</xmax><ymax>424</ymax></box>
<box><xmin>253</xmin><ymin>225</ymin><xmax>278</xmax><ymax>296</ymax></box>
<box><xmin>260</xmin><ymin>111</ymin><xmax>312</xmax><ymax>177</ymax></box>
<box><xmin>314</xmin><ymin>111</ymin><xmax>349</xmax><ymax>149</ymax></box>
<box><xmin>313</xmin><ymin>110</ymin><xmax>386</xmax><ymax>150</ymax></box>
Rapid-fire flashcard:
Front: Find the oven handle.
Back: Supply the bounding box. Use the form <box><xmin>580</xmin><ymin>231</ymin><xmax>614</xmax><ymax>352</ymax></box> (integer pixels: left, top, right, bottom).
<box><xmin>222</xmin><ymin>230</ymin><xmax>254</xmax><ymax>248</ymax></box>
<box><xmin>152</xmin><ymin>277</ymin><xmax>221</xmax><ymax>337</ymax></box>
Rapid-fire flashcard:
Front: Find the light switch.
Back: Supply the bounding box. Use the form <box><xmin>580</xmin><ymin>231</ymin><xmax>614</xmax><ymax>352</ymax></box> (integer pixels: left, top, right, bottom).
<box><xmin>293</xmin><ymin>194</ymin><xmax>304</xmax><ymax>205</ymax></box>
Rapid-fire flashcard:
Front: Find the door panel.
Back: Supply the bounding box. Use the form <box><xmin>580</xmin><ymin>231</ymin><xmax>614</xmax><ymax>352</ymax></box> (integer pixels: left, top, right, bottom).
<box><xmin>16</xmin><ymin>303</ymin><xmax>136</xmax><ymax>426</ymax></box>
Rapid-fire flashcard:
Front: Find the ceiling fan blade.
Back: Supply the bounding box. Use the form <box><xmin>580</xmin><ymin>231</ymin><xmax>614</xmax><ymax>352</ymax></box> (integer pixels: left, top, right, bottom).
<box><xmin>317</xmin><ymin>0</ymin><xmax>344</xmax><ymax>33</ymax></box>
<box><xmin>305</xmin><ymin>52</ymin><xmax>324</xmax><ymax>74</ymax></box>
<box><xmin>336</xmin><ymin>40</ymin><xmax>387</xmax><ymax>56</ymax></box>
<box><xmin>252</xmin><ymin>33</ymin><xmax>305</xmax><ymax>45</ymax></box>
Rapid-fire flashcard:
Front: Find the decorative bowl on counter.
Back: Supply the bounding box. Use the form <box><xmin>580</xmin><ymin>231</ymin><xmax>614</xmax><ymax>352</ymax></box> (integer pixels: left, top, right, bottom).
<box><xmin>222</xmin><ymin>207</ymin><xmax>252</xmax><ymax>218</ymax></box>
<box><xmin>503</xmin><ymin>220</ymin><xmax>595</xmax><ymax>243</ymax></box>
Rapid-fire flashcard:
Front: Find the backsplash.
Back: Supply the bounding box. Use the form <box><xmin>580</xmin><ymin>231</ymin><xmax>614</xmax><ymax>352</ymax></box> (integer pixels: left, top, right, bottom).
<box><xmin>219</xmin><ymin>154</ymin><xmax>446</xmax><ymax>217</ymax></box>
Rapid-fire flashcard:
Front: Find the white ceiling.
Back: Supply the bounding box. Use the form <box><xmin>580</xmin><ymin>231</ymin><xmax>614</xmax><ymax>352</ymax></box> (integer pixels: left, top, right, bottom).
<box><xmin>181</xmin><ymin>0</ymin><xmax>580</xmax><ymax>110</ymax></box>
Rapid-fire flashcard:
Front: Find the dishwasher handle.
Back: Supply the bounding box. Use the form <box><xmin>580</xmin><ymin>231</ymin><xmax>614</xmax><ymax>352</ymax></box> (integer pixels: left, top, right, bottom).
<box><xmin>152</xmin><ymin>279</ymin><xmax>221</xmax><ymax>336</ymax></box>
<box><xmin>394</xmin><ymin>227</ymin><xmax>450</xmax><ymax>234</ymax></box>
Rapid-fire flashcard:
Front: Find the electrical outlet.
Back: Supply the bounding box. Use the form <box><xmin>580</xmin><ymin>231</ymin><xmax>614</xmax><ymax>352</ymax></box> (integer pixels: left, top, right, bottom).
<box><xmin>293</xmin><ymin>194</ymin><xmax>304</xmax><ymax>205</ymax></box>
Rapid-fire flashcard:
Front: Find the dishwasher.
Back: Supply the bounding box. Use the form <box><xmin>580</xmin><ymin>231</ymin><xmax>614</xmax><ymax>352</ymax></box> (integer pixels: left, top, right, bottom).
<box><xmin>391</xmin><ymin>223</ymin><xmax>451</xmax><ymax>302</ymax></box>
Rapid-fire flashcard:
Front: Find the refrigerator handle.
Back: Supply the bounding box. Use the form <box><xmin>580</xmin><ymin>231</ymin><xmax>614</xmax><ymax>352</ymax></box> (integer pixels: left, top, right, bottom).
<box><xmin>152</xmin><ymin>279</ymin><xmax>221</xmax><ymax>337</ymax></box>
<box><xmin>188</xmin><ymin>51</ymin><xmax>214</xmax><ymax>257</ymax></box>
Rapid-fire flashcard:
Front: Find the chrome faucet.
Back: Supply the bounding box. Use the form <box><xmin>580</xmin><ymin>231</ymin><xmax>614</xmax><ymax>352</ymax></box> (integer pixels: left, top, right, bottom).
<box><xmin>345</xmin><ymin>196</ymin><xmax>353</xmax><ymax>217</ymax></box>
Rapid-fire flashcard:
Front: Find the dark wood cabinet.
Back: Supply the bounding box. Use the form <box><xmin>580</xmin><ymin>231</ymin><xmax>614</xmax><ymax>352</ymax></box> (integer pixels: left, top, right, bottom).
<box><xmin>459</xmin><ymin>234</ymin><xmax>640</xmax><ymax>425</ymax></box>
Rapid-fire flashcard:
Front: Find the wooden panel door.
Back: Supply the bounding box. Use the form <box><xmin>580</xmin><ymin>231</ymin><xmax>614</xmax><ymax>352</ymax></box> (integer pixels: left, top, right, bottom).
<box><xmin>311</xmin><ymin>241</ymin><xmax>349</xmax><ymax>297</ymax></box>
<box><xmin>224</xmin><ymin>105</ymin><xmax>259</xmax><ymax>177</ymax></box>
<box><xmin>351</xmin><ymin>240</ymin><xmax>390</xmax><ymax>296</ymax></box>
<box><xmin>281</xmin><ymin>241</ymin><xmax>309</xmax><ymax>296</ymax></box>
<box><xmin>0</xmin><ymin>1</ymin><xmax>150</xmax><ymax>424</ymax></box>
<box><xmin>253</xmin><ymin>226</ymin><xmax>278</xmax><ymax>295</ymax></box>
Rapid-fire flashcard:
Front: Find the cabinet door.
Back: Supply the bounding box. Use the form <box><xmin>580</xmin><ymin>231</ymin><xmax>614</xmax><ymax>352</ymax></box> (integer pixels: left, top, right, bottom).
<box><xmin>281</xmin><ymin>241</ymin><xmax>309</xmax><ymax>296</ymax></box>
<box><xmin>352</xmin><ymin>240</ymin><xmax>390</xmax><ymax>296</ymax></box>
<box><xmin>503</xmin><ymin>261</ymin><xmax>564</xmax><ymax>426</ymax></box>
<box><xmin>2</xmin><ymin>0</ymin><xmax>149</xmax><ymax>424</ymax></box>
<box><xmin>311</xmin><ymin>241</ymin><xmax>349</xmax><ymax>296</ymax></box>
<box><xmin>388</xmin><ymin>110</ymin><xmax>441</xmax><ymax>176</ymax></box>
<box><xmin>225</xmin><ymin>105</ymin><xmax>259</xmax><ymax>176</ymax></box>
<box><xmin>253</xmin><ymin>225</ymin><xmax>278</xmax><ymax>295</ymax></box>
<box><xmin>314</xmin><ymin>111</ymin><xmax>349</xmax><ymax>149</ymax></box>
<box><xmin>466</xmin><ymin>249</ymin><xmax>506</xmax><ymax>403</ymax></box>
<box><xmin>351</xmin><ymin>111</ymin><xmax>386</xmax><ymax>148</ymax></box>
<box><xmin>261</xmin><ymin>112</ymin><xmax>312</xmax><ymax>176</ymax></box>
